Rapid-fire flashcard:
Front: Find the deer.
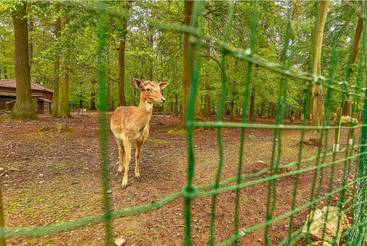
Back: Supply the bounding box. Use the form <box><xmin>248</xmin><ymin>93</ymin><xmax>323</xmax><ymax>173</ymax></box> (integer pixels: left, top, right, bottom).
<box><xmin>110</xmin><ymin>78</ymin><xmax>169</xmax><ymax>188</ymax></box>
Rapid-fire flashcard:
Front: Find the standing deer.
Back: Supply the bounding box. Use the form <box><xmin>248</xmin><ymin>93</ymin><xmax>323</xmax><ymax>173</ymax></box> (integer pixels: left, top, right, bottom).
<box><xmin>111</xmin><ymin>78</ymin><xmax>169</xmax><ymax>188</ymax></box>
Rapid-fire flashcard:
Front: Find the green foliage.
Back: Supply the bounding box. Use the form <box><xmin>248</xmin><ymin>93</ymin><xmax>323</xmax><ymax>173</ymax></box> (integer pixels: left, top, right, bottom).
<box><xmin>0</xmin><ymin>1</ymin><xmax>362</xmax><ymax>118</ymax></box>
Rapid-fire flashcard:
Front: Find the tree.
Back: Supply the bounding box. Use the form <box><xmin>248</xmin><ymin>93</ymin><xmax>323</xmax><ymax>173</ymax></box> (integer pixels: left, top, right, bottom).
<box><xmin>11</xmin><ymin>1</ymin><xmax>36</xmax><ymax>119</ymax></box>
<box><xmin>118</xmin><ymin>1</ymin><xmax>130</xmax><ymax>106</ymax></box>
<box><xmin>52</xmin><ymin>17</ymin><xmax>61</xmax><ymax>117</ymax></box>
<box><xmin>182</xmin><ymin>0</ymin><xmax>193</xmax><ymax>124</ymax></box>
<box><xmin>58</xmin><ymin>17</ymin><xmax>71</xmax><ymax>118</ymax></box>
<box><xmin>0</xmin><ymin>1</ymin><xmax>361</xmax><ymax>119</ymax></box>
<box><xmin>310</xmin><ymin>0</ymin><xmax>330</xmax><ymax>126</ymax></box>
<box><xmin>249</xmin><ymin>87</ymin><xmax>256</xmax><ymax>121</ymax></box>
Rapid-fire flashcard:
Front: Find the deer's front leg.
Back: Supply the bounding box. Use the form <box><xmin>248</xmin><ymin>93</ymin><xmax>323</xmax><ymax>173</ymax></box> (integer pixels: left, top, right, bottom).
<box><xmin>116</xmin><ymin>140</ymin><xmax>124</xmax><ymax>176</ymax></box>
<box><xmin>122</xmin><ymin>140</ymin><xmax>131</xmax><ymax>188</ymax></box>
<box><xmin>135</xmin><ymin>142</ymin><xmax>142</xmax><ymax>179</ymax></box>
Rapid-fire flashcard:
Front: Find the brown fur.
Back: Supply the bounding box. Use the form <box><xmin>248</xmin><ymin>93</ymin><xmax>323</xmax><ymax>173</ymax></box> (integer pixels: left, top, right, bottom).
<box><xmin>110</xmin><ymin>79</ymin><xmax>168</xmax><ymax>188</ymax></box>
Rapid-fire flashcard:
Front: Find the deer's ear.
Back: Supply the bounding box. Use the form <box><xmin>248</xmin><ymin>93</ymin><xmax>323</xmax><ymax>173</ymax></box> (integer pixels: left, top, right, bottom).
<box><xmin>159</xmin><ymin>82</ymin><xmax>169</xmax><ymax>90</ymax></box>
<box><xmin>134</xmin><ymin>78</ymin><xmax>144</xmax><ymax>90</ymax></box>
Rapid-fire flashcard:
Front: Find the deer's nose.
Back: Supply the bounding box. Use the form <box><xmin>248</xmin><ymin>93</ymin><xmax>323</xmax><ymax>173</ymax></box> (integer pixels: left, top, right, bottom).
<box><xmin>161</xmin><ymin>96</ymin><xmax>166</xmax><ymax>103</ymax></box>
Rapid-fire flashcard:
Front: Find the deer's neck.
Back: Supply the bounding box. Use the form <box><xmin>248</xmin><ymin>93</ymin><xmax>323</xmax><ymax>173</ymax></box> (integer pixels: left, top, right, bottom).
<box><xmin>138</xmin><ymin>94</ymin><xmax>153</xmax><ymax>116</ymax></box>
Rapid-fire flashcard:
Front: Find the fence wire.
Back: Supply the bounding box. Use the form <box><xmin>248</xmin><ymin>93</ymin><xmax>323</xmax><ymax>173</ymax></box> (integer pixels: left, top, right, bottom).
<box><xmin>1</xmin><ymin>1</ymin><xmax>367</xmax><ymax>246</ymax></box>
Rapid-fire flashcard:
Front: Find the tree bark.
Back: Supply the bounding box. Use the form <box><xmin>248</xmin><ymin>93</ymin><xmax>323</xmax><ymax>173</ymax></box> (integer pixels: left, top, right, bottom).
<box><xmin>311</xmin><ymin>0</ymin><xmax>329</xmax><ymax>126</ymax></box>
<box><xmin>58</xmin><ymin>71</ymin><xmax>70</xmax><ymax>118</ymax></box>
<box><xmin>91</xmin><ymin>80</ymin><xmax>96</xmax><ymax>110</ymax></box>
<box><xmin>118</xmin><ymin>1</ymin><xmax>130</xmax><ymax>106</ymax></box>
<box><xmin>343</xmin><ymin>100</ymin><xmax>353</xmax><ymax>116</ymax></box>
<box><xmin>11</xmin><ymin>2</ymin><xmax>36</xmax><ymax>119</ymax></box>
<box><xmin>351</xmin><ymin>17</ymin><xmax>363</xmax><ymax>65</ymax></box>
<box><xmin>249</xmin><ymin>87</ymin><xmax>256</xmax><ymax>121</ymax></box>
<box><xmin>182</xmin><ymin>0</ymin><xmax>194</xmax><ymax>124</ymax></box>
<box><xmin>28</xmin><ymin>4</ymin><xmax>34</xmax><ymax>67</ymax></box>
<box><xmin>148</xmin><ymin>27</ymin><xmax>154</xmax><ymax>80</ymax></box>
<box><xmin>52</xmin><ymin>17</ymin><xmax>61</xmax><ymax>117</ymax></box>
<box><xmin>58</xmin><ymin>18</ymin><xmax>70</xmax><ymax>118</ymax></box>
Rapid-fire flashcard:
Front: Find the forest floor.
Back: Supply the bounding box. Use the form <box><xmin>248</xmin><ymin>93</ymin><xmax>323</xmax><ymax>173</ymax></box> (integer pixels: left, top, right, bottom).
<box><xmin>0</xmin><ymin>112</ymin><xmax>359</xmax><ymax>245</ymax></box>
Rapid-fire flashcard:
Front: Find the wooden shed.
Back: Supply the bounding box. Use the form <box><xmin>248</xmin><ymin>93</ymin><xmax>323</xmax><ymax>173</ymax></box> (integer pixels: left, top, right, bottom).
<box><xmin>0</xmin><ymin>79</ymin><xmax>53</xmax><ymax>113</ymax></box>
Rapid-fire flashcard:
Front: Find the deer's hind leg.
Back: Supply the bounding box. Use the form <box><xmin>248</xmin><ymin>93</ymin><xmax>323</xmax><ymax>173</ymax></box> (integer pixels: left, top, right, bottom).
<box><xmin>115</xmin><ymin>139</ymin><xmax>125</xmax><ymax>176</ymax></box>
<box><xmin>122</xmin><ymin>138</ymin><xmax>132</xmax><ymax>188</ymax></box>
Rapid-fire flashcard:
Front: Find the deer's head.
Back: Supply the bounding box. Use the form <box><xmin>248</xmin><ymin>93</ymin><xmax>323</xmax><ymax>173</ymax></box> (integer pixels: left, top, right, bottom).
<box><xmin>134</xmin><ymin>78</ymin><xmax>169</xmax><ymax>104</ymax></box>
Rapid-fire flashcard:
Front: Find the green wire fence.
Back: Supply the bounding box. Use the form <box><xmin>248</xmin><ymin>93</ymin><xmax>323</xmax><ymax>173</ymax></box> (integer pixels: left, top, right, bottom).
<box><xmin>1</xmin><ymin>1</ymin><xmax>367</xmax><ymax>245</ymax></box>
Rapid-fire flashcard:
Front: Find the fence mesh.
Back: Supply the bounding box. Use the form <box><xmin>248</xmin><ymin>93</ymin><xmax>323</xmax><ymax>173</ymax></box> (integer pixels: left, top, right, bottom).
<box><xmin>1</xmin><ymin>1</ymin><xmax>367</xmax><ymax>246</ymax></box>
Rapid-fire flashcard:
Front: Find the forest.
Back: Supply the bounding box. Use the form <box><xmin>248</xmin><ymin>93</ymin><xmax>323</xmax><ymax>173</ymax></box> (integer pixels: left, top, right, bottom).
<box><xmin>1</xmin><ymin>1</ymin><xmax>367</xmax><ymax>245</ymax></box>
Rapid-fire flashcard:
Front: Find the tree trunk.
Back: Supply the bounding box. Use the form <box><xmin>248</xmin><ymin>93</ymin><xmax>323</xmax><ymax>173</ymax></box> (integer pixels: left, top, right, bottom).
<box><xmin>311</xmin><ymin>0</ymin><xmax>329</xmax><ymax>126</ymax></box>
<box><xmin>351</xmin><ymin>17</ymin><xmax>363</xmax><ymax>65</ymax></box>
<box><xmin>182</xmin><ymin>0</ymin><xmax>193</xmax><ymax>124</ymax></box>
<box><xmin>79</xmin><ymin>79</ymin><xmax>83</xmax><ymax>109</ymax></box>
<box><xmin>107</xmin><ymin>79</ymin><xmax>113</xmax><ymax>111</ymax></box>
<box><xmin>343</xmin><ymin>100</ymin><xmax>352</xmax><ymax>116</ymax></box>
<box><xmin>11</xmin><ymin>2</ymin><xmax>36</xmax><ymax>119</ymax></box>
<box><xmin>28</xmin><ymin>4</ymin><xmax>34</xmax><ymax>67</ymax></box>
<box><xmin>58</xmin><ymin>72</ymin><xmax>70</xmax><ymax>118</ymax></box>
<box><xmin>335</xmin><ymin>7</ymin><xmax>362</xmax><ymax>150</ymax></box>
<box><xmin>52</xmin><ymin>17</ymin><xmax>61</xmax><ymax>117</ymax></box>
<box><xmin>249</xmin><ymin>87</ymin><xmax>256</xmax><ymax>121</ymax></box>
<box><xmin>58</xmin><ymin>18</ymin><xmax>70</xmax><ymax>118</ymax></box>
<box><xmin>148</xmin><ymin>28</ymin><xmax>154</xmax><ymax>80</ymax></box>
<box><xmin>203</xmin><ymin>39</ymin><xmax>211</xmax><ymax>117</ymax></box>
<box><xmin>91</xmin><ymin>80</ymin><xmax>97</xmax><ymax>110</ymax></box>
<box><xmin>118</xmin><ymin>2</ymin><xmax>130</xmax><ymax>106</ymax></box>
<box><xmin>174</xmin><ymin>94</ymin><xmax>179</xmax><ymax>115</ymax></box>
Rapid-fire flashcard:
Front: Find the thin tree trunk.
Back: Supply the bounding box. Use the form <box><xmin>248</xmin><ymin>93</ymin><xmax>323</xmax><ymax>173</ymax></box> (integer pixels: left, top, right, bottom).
<box><xmin>148</xmin><ymin>27</ymin><xmax>154</xmax><ymax>80</ymax></box>
<box><xmin>79</xmin><ymin>80</ymin><xmax>83</xmax><ymax>108</ymax></box>
<box><xmin>52</xmin><ymin>17</ymin><xmax>61</xmax><ymax>117</ymax></box>
<box><xmin>58</xmin><ymin>18</ymin><xmax>70</xmax><ymax>118</ymax></box>
<box><xmin>118</xmin><ymin>1</ymin><xmax>130</xmax><ymax>106</ymax></box>
<box><xmin>311</xmin><ymin>0</ymin><xmax>329</xmax><ymax>126</ymax></box>
<box><xmin>249</xmin><ymin>87</ymin><xmax>256</xmax><ymax>121</ymax></box>
<box><xmin>351</xmin><ymin>17</ymin><xmax>363</xmax><ymax>65</ymax></box>
<box><xmin>107</xmin><ymin>80</ymin><xmax>112</xmax><ymax>110</ymax></box>
<box><xmin>203</xmin><ymin>39</ymin><xmax>211</xmax><ymax>117</ymax></box>
<box><xmin>182</xmin><ymin>0</ymin><xmax>193</xmax><ymax>124</ymax></box>
<box><xmin>58</xmin><ymin>72</ymin><xmax>70</xmax><ymax>118</ymax></box>
<box><xmin>335</xmin><ymin>11</ymin><xmax>362</xmax><ymax>150</ymax></box>
<box><xmin>91</xmin><ymin>80</ymin><xmax>96</xmax><ymax>110</ymax></box>
<box><xmin>11</xmin><ymin>2</ymin><xmax>36</xmax><ymax>119</ymax></box>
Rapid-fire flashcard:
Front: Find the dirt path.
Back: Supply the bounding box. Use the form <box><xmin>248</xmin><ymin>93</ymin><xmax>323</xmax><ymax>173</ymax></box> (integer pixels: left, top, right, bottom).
<box><xmin>0</xmin><ymin>112</ymin><xmax>358</xmax><ymax>245</ymax></box>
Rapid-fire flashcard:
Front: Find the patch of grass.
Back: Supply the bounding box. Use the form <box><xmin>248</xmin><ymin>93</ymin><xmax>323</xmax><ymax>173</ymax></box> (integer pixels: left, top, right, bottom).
<box><xmin>167</xmin><ymin>128</ymin><xmax>186</xmax><ymax>136</ymax></box>
<box><xmin>3</xmin><ymin>175</ymin><xmax>96</xmax><ymax>224</ymax></box>
<box><xmin>28</xmin><ymin>128</ymin><xmax>73</xmax><ymax>140</ymax></box>
<box><xmin>0</xmin><ymin>113</ymin><xmax>11</xmax><ymax>121</ymax></box>
<box><xmin>145</xmin><ymin>137</ymin><xmax>169</xmax><ymax>145</ymax></box>
<box><xmin>51</xmin><ymin>161</ymin><xmax>70</xmax><ymax>170</ymax></box>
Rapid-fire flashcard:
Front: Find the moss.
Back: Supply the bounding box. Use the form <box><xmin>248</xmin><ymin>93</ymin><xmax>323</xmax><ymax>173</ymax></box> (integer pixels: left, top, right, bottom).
<box><xmin>11</xmin><ymin>111</ymin><xmax>38</xmax><ymax>120</ymax></box>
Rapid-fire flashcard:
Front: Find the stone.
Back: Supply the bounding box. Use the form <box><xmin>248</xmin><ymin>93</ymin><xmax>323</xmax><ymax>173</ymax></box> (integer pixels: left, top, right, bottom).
<box><xmin>114</xmin><ymin>237</ymin><xmax>126</xmax><ymax>246</ymax></box>
<box><xmin>302</xmin><ymin>206</ymin><xmax>350</xmax><ymax>245</ymax></box>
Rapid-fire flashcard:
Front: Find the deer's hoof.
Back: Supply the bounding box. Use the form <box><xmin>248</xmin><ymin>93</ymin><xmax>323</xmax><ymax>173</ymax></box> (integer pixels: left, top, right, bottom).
<box><xmin>135</xmin><ymin>173</ymin><xmax>141</xmax><ymax>179</ymax></box>
<box><xmin>121</xmin><ymin>179</ymin><xmax>128</xmax><ymax>189</ymax></box>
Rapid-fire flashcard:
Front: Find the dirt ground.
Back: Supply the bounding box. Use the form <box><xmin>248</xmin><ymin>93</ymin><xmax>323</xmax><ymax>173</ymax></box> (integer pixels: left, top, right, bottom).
<box><xmin>0</xmin><ymin>112</ymin><xmax>359</xmax><ymax>245</ymax></box>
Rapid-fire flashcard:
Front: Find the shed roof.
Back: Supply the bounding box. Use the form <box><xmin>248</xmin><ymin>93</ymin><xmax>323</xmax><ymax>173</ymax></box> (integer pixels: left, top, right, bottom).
<box><xmin>0</xmin><ymin>79</ymin><xmax>53</xmax><ymax>93</ymax></box>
